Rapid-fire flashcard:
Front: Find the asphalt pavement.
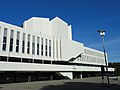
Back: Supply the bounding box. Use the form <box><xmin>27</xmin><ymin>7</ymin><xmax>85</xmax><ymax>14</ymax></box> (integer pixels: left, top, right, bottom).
<box><xmin>0</xmin><ymin>77</ymin><xmax>120</xmax><ymax>90</ymax></box>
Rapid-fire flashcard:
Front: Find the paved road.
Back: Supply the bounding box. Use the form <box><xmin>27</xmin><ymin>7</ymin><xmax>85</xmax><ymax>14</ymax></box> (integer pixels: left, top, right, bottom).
<box><xmin>0</xmin><ymin>77</ymin><xmax>120</xmax><ymax>90</ymax></box>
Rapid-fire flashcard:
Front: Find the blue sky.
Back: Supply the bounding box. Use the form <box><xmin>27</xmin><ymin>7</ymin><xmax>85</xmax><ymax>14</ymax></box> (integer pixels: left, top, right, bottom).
<box><xmin>0</xmin><ymin>0</ymin><xmax>120</xmax><ymax>62</ymax></box>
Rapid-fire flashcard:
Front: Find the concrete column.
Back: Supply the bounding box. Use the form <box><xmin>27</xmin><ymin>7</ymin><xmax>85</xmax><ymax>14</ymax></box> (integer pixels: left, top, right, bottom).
<box><xmin>80</xmin><ymin>72</ymin><xmax>82</xmax><ymax>79</ymax></box>
<box><xmin>51</xmin><ymin>61</ymin><xmax>52</xmax><ymax>64</ymax></box>
<box><xmin>50</xmin><ymin>75</ymin><xmax>53</xmax><ymax>80</ymax></box>
<box><xmin>21</xmin><ymin>57</ymin><xmax>22</xmax><ymax>62</ymax></box>
<box><xmin>28</xmin><ymin>75</ymin><xmax>31</xmax><ymax>82</ymax></box>
<box><xmin>42</xmin><ymin>60</ymin><xmax>44</xmax><ymax>64</ymax></box>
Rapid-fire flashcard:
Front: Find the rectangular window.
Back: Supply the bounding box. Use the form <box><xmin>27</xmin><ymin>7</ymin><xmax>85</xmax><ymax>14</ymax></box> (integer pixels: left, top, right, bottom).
<box><xmin>45</xmin><ymin>39</ymin><xmax>47</xmax><ymax>56</ymax></box>
<box><xmin>22</xmin><ymin>33</ymin><xmax>25</xmax><ymax>53</ymax></box>
<box><xmin>9</xmin><ymin>30</ymin><xmax>14</xmax><ymax>52</ymax></box>
<box><xmin>41</xmin><ymin>38</ymin><xmax>43</xmax><ymax>56</ymax></box>
<box><xmin>32</xmin><ymin>36</ymin><xmax>35</xmax><ymax>54</ymax></box>
<box><xmin>37</xmin><ymin>37</ymin><xmax>39</xmax><ymax>55</ymax></box>
<box><xmin>49</xmin><ymin>40</ymin><xmax>51</xmax><ymax>57</ymax></box>
<box><xmin>2</xmin><ymin>28</ymin><xmax>8</xmax><ymax>51</ymax></box>
<box><xmin>27</xmin><ymin>34</ymin><xmax>30</xmax><ymax>54</ymax></box>
<box><xmin>16</xmin><ymin>31</ymin><xmax>20</xmax><ymax>52</ymax></box>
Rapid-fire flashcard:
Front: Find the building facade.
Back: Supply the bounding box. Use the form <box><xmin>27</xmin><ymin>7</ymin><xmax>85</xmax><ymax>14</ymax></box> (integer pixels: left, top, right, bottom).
<box><xmin>0</xmin><ymin>17</ymin><xmax>114</xmax><ymax>83</ymax></box>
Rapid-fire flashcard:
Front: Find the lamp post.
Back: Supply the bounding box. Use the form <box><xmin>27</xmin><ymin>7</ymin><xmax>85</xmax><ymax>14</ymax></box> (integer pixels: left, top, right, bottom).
<box><xmin>97</xmin><ymin>30</ymin><xmax>110</xmax><ymax>86</ymax></box>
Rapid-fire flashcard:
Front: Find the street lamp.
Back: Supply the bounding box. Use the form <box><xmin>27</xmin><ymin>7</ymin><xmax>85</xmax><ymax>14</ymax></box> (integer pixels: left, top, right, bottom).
<box><xmin>97</xmin><ymin>30</ymin><xmax>110</xmax><ymax>86</ymax></box>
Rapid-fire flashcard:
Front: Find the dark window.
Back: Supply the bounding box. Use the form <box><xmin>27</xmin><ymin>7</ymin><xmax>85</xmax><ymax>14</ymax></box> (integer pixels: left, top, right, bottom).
<box><xmin>16</xmin><ymin>31</ymin><xmax>20</xmax><ymax>52</ymax></box>
<box><xmin>37</xmin><ymin>37</ymin><xmax>39</xmax><ymax>55</ymax></box>
<box><xmin>22</xmin><ymin>41</ymin><xmax>25</xmax><ymax>53</ymax></box>
<box><xmin>41</xmin><ymin>38</ymin><xmax>43</xmax><ymax>56</ymax></box>
<box><xmin>9</xmin><ymin>38</ymin><xmax>13</xmax><ymax>51</ymax></box>
<box><xmin>9</xmin><ymin>30</ymin><xmax>14</xmax><ymax>52</ymax></box>
<box><xmin>2</xmin><ymin>28</ymin><xmax>7</xmax><ymax>51</ymax></box>
<box><xmin>16</xmin><ymin>40</ymin><xmax>19</xmax><ymax>52</ymax></box>
<box><xmin>45</xmin><ymin>39</ymin><xmax>47</xmax><ymax>56</ymax></box>
<box><xmin>32</xmin><ymin>43</ymin><xmax>35</xmax><ymax>54</ymax></box>
<box><xmin>9</xmin><ymin>57</ymin><xmax>21</xmax><ymax>62</ymax></box>
<box><xmin>32</xmin><ymin>36</ymin><xmax>35</xmax><ymax>54</ymax></box>
<box><xmin>37</xmin><ymin>44</ymin><xmax>39</xmax><ymax>55</ymax></box>
<box><xmin>27</xmin><ymin>34</ymin><xmax>30</xmax><ymax>54</ymax></box>
<box><xmin>27</xmin><ymin>42</ymin><xmax>30</xmax><ymax>54</ymax></box>
<box><xmin>49</xmin><ymin>40</ymin><xmax>51</xmax><ymax>57</ymax></box>
<box><xmin>3</xmin><ymin>37</ymin><xmax>7</xmax><ymax>51</ymax></box>
<box><xmin>22</xmin><ymin>33</ymin><xmax>25</xmax><ymax>53</ymax></box>
<box><xmin>0</xmin><ymin>56</ymin><xmax>7</xmax><ymax>61</ymax></box>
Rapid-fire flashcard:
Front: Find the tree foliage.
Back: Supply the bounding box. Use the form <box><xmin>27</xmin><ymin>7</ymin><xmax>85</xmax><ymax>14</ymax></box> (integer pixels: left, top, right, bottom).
<box><xmin>109</xmin><ymin>62</ymin><xmax>120</xmax><ymax>75</ymax></box>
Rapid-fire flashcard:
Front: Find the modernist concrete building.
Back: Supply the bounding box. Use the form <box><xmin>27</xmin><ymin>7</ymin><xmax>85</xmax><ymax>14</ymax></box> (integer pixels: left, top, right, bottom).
<box><xmin>0</xmin><ymin>17</ymin><xmax>114</xmax><ymax>83</ymax></box>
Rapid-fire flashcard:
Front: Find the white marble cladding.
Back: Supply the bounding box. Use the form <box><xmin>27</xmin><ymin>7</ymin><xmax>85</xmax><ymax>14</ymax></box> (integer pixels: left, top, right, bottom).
<box><xmin>0</xmin><ymin>17</ymin><xmax>106</xmax><ymax>66</ymax></box>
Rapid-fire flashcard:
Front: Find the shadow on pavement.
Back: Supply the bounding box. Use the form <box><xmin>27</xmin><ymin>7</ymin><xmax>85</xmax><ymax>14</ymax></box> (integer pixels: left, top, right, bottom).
<box><xmin>40</xmin><ymin>82</ymin><xmax>120</xmax><ymax>90</ymax></box>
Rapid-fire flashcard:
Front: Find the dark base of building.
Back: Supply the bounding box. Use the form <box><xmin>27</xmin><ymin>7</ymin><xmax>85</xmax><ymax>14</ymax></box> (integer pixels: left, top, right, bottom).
<box><xmin>0</xmin><ymin>71</ymin><xmax>64</xmax><ymax>84</ymax></box>
<box><xmin>0</xmin><ymin>71</ymin><xmax>101</xmax><ymax>84</ymax></box>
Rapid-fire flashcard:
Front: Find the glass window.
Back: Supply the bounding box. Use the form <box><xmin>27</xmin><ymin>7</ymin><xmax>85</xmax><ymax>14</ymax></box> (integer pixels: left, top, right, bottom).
<box><xmin>9</xmin><ymin>30</ymin><xmax>14</xmax><ymax>51</ymax></box>
<box><xmin>22</xmin><ymin>33</ymin><xmax>25</xmax><ymax>53</ymax></box>
<box><xmin>37</xmin><ymin>37</ymin><xmax>39</xmax><ymax>55</ymax></box>
<box><xmin>2</xmin><ymin>28</ymin><xmax>8</xmax><ymax>51</ymax></box>
<box><xmin>45</xmin><ymin>39</ymin><xmax>47</xmax><ymax>56</ymax></box>
<box><xmin>27</xmin><ymin>34</ymin><xmax>30</xmax><ymax>54</ymax></box>
<box><xmin>49</xmin><ymin>40</ymin><xmax>51</xmax><ymax>57</ymax></box>
<box><xmin>16</xmin><ymin>31</ymin><xmax>20</xmax><ymax>52</ymax></box>
<box><xmin>4</xmin><ymin>28</ymin><xmax>7</xmax><ymax>37</ymax></box>
<box><xmin>32</xmin><ymin>36</ymin><xmax>35</xmax><ymax>54</ymax></box>
<box><xmin>41</xmin><ymin>38</ymin><xmax>43</xmax><ymax>56</ymax></box>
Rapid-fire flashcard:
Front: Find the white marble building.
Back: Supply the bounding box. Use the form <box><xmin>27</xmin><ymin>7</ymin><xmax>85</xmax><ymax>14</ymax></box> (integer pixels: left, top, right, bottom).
<box><xmin>0</xmin><ymin>17</ymin><xmax>114</xmax><ymax>83</ymax></box>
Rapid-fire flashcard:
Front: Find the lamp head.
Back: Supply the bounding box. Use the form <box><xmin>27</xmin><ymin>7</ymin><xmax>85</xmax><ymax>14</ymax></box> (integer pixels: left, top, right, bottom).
<box><xmin>97</xmin><ymin>30</ymin><xmax>106</xmax><ymax>36</ymax></box>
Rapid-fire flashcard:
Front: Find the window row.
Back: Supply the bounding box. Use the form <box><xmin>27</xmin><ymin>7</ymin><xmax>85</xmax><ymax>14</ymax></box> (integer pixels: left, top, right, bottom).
<box><xmin>84</xmin><ymin>49</ymin><xmax>104</xmax><ymax>58</ymax></box>
<box><xmin>77</xmin><ymin>55</ymin><xmax>104</xmax><ymax>64</ymax></box>
<box><xmin>2</xmin><ymin>28</ymin><xmax>52</xmax><ymax>57</ymax></box>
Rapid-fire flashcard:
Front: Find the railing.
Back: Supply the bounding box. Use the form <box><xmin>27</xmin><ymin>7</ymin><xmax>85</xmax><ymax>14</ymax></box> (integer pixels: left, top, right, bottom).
<box><xmin>68</xmin><ymin>53</ymin><xmax>83</xmax><ymax>62</ymax></box>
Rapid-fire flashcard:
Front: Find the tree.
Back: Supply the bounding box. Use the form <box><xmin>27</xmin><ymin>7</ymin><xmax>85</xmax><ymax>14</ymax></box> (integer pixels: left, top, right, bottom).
<box><xmin>109</xmin><ymin>62</ymin><xmax>120</xmax><ymax>75</ymax></box>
